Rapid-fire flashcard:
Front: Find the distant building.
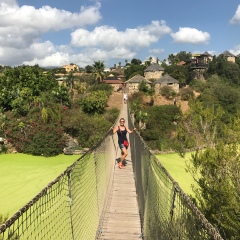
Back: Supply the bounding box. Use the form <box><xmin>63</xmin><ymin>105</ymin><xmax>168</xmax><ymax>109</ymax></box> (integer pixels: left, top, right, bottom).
<box><xmin>144</xmin><ymin>63</ymin><xmax>164</xmax><ymax>80</ymax></box>
<box><xmin>219</xmin><ymin>50</ymin><xmax>236</xmax><ymax>63</ymax></box>
<box><xmin>103</xmin><ymin>75</ymin><xmax>124</xmax><ymax>92</ymax></box>
<box><xmin>154</xmin><ymin>73</ymin><xmax>179</xmax><ymax>94</ymax></box>
<box><xmin>62</xmin><ymin>64</ymin><xmax>79</xmax><ymax>73</ymax></box>
<box><xmin>125</xmin><ymin>74</ymin><xmax>151</xmax><ymax>94</ymax></box>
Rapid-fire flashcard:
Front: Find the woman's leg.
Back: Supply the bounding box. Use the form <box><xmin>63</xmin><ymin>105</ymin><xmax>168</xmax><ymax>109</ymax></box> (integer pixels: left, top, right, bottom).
<box><xmin>119</xmin><ymin>147</ymin><xmax>128</xmax><ymax>168</ymax></box>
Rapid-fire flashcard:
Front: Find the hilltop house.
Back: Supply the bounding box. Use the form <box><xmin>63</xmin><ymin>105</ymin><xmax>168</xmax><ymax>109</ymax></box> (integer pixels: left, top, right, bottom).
<box><xmin>144</xmin><ymin>63</ymin><xmax>164</xmax><ymax>81</ymax></box>
<box><xmin>125</xmin><ymin>74</ymin><xmax>151</xmax><ymax>94</ymax></box>
<box><xmin>219</xmin><ymin>50</ymin><xmax>236</xmax><ymax>63</ymax></box>
<box><xmin>62</xmin><ymin>64</ymin><xmax>79</xmax><ymax>73</ymax></box>
<box><xmin>154</xmin><ymin>73</ymin><xmax>179</xmax><ymax>94</ymax></box>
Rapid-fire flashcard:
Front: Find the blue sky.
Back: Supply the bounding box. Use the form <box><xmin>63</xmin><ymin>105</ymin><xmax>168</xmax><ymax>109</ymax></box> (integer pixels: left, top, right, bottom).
<box><xmin>0</xmin><ymin>0</ymin><xmax>240</xmax><ymax>68</ymax></box>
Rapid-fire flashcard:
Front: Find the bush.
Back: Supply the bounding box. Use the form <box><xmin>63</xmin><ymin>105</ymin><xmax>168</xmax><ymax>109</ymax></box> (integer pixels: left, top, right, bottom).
<box><xmin>76</xmin><ymin>114</ymin><xmax>112</xmax><ymax>148</ymax></box>
<box><xmin>5</xmin><ymin>113</ymin><xmax>66</xmax><ymax>157</ymax></box>
<box><xmin>81</xmin><ymin>90</ymin><xmax>109</xmax><ymax>114</ymax></box>
<box><xmin>88</xmin><ymin>83</ymin><xmax>113</xmax><ymax>96</ymax></box>
<box><xmin>189</xmin><ymin>79</ymin><xmax>206</xmax><ymax>92</ymax></box>
<box><xmin>179</xmin><ymin>87</ymin><xmax>194</xmax><ymax>101</ymax></box>
<box><xmin>104</xmin><ymin>108</ymin><xmax>120</xmax><ymax>124</ymax></box>
<box><xmin>160</xmin><ymin>86</ymin><xmax>177</xmax><ymax>99</ymax></box>
<box><xmin>141</xmin><ymin>105</ymin><xmax>182</xmax><ymax>151</ymax></box>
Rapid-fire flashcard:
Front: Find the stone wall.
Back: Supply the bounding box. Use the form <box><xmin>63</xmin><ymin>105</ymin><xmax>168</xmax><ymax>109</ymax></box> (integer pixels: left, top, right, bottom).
<box><xmin>144</xmin><ymin>71</ymin><xmax>163</xmax><ymax>80</ymax></box>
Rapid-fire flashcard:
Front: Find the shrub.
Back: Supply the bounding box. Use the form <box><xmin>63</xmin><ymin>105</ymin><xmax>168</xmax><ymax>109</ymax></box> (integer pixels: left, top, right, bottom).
<box><xmin>189</xmin><ymin>79</ymin><xmax>206</xmax><ymax>92</ymax></box>
<box><xmin>88</xmin><ymin>83</ymin><xmax>113</xmax><ymax>96</ymax></box>
<box><xmin>160</xmin><ymin>86</ymin><xmax>176</xmax><ymax>99</ymax></box>
<box><xmin>4</xmin><ymin>113</ymin><xmax>66</xmax><ymax>157</ymax></box>
<box><xmin>179</xmin><ymin>87</ymin><xmax>194</xmax><ymax>101</ymax></box>
<box><xmin>141</xmin><ymin>105</ymin><xmax>182</xmax><ymax>151</ymax></box>
<box><xmin>104</xmin><ymin>108</ymin><xmax>120</xmax><ymax>124</ymax></box>
<box><xmin>81</xmin><ymin>90</ymin><xmax>109</xmax><ymax>114</ymax></box>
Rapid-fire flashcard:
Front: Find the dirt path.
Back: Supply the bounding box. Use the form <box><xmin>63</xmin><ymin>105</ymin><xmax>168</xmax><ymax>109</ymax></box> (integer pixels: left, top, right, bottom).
<box><xmin>106</xmin><ymin>92</ymin><xmax>123</xmax><ymax>110</ymax></box>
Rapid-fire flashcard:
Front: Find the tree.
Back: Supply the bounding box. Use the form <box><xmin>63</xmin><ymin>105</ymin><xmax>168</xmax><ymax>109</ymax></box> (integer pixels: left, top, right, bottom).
<box><xmin>92</xmin><ymin>61</ymin><xmax>105</xmax><ymax>83</ymax></box>
<box><xmin>168</xmin><ymin>54</ymin><xmax>179</xmax><ymax>65</ymax></box>
<box><xmin>124</xmin><ymin>59</ymin><xmax>146</xmax><ymax>80</ymax></box>
<box><xmin>174</xmin><ymin>101</ymin><xmax>240</xmax><ymax>238</ymax></box>
<box><xmin>164</xmin><ymin>65</ymin><xmax>194</xmax><ymax>86</ymax></box>
<box><xmin>81</xmin><ymin>90</ymin><xmax>108</xmax><ymax>114</ymax></box>
<box><xmin>85</xmin><ymin>65</ymin><xmax>93</xmax><ymax>73</ymax></box>
<box><xmin>176</xmin><ymin>51</ymin><xmax>192</xmax><ymax>63</ymax></box>
<box><xmin>131</xmin><ymin>58</ymin><xmax>142</xmax><ymax>65</ymax></box>
<box><xmin>0</xmin><ymin>65</ymin><xmax>58</xmax><ymax>113</ymax></box>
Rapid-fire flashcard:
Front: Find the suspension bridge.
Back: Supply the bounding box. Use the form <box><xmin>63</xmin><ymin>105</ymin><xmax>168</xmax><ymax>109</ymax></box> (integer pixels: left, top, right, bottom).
<box><xmin>0</xmin><ymin>100</ymin><xmax>223</xmax><ymax>239</ymax></box>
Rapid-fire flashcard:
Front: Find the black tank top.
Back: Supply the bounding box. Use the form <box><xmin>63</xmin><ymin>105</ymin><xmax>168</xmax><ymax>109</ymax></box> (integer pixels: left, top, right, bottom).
<box><xmin>117</xmin><ymin>126</ymin><xmax>127</xmax><ymax>144</ymax></box>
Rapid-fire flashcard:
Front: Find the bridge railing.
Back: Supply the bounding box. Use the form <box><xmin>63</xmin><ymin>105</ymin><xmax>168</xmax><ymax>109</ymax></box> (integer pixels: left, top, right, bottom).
<box><xmin>0</xmin><ymin>126</ymin><xmax>118</xmax><ymax>240</ymax></box>
<box><xmin>1</xmin><ymin>105</ymin><xmax>224</xmax><ymax>240</ymax></box>
<box><xmin>128</xmin><ymin>112</ymin><xmax>224</xmax><ymax>240</ymax></box>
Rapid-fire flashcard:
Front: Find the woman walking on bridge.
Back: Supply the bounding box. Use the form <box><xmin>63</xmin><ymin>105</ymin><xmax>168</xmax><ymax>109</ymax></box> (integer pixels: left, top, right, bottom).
<box><xmin>112</xmin><ymin>118</ymin><xmax>136</xmax><ymax>169</ymax></box>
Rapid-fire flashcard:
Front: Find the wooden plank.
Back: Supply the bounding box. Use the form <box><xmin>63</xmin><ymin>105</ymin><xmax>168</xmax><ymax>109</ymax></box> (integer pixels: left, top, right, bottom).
<box><xmin>97</xmin><ymin>103</ymin><xmax>142</xmax><ymax>239</ymax></box>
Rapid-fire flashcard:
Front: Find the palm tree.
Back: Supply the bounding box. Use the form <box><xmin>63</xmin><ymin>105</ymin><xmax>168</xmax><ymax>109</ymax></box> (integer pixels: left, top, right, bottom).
<box><xmin>92</xmin><ymin>61</ymin><xmax>105</xmax><ymax>83</ymax></box>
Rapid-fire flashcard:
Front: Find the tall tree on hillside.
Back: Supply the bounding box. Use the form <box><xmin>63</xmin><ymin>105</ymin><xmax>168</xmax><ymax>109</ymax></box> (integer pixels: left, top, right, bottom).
<box><xmin>168</xmin><ymin>54</ymin><xmax>179</xmax><ymax>65</ymax></box>
<box><xmin>124</xmin><ymin>58</ymin><xmax>146</xmax><ymax>80</ymax></box>
<box><xmin>92</xmin><ymin>61</ymin><xmax>105</xmax><ymax>83</ymax></box>
<box><xmin>175</xmin><ymin>101</ymin><xmax>240</xmax><ymax>239</ymax></box>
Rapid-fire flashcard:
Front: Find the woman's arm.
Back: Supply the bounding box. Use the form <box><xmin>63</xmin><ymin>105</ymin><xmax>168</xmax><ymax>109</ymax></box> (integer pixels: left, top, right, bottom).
<box><xmin>112</xmin><ymin>126</ymin><xmax>118</xmax><ymax>134</ymax></box>
<box><xmin>126</xmin><ymin>126</ymin><xmax>136</xmax><ymax>133</ymax></box>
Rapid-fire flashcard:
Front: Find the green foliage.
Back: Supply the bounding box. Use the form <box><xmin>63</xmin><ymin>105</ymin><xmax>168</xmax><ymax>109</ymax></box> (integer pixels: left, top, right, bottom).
<box><xmin>77</xmin><ymin>115</ymin><xmax>112</xmax><ymax>147</ymax></box>
<box><xmin>131</xmin><ymin>58</ymin><xmax>142</xmax><ymax>65</ymax></box>
<box><xmin>197</xmin><ymin>75</ymin><xmax>240</xmax><ymax>121</ymax></box>
<box><xmin>81</xmin><ymin>90</ymin><xmax>109</xmax><ymax>114</ymax></box>
<box><xmin>176</xmin><ymin>51</ymin><xmax>192</xmax><ymax>63</ymax></box>
<box><xmin>179</xmin><ymin>87</ymin><xmax>194</xmax><ymax>101</ymax></box>
<box><xmin>0</xmin><ymin>65</ymin><xmax>59</xmax><ymax>112</ymax></box>
<box><xmin>141</xmin><ymin>105</ymin><xmax>181</xmax><ymax>150</ymax></box>
<box><xmin>92</xmin><ymin>61</ymin><xmax>105</xmax><ymax>82</ymax></box>
<box><xmin>207</xmin><ymin>56</ymin><xmax>240</xmax><ymax>85</ymax></box>
<box><xmin>51</xmin><ymin>85</ymin><xmax>71</xmax><ymax>106</ymax></box>
<box><xmin>174</xmin><ymin>101</ymin><xmax>240</xmax><ymax>238</ymax></box>
<box><xmin>189</xmin><ymin>79</ymin><xmax>206</xmax><ymax>92</ymax></box>
<box><xmin>62</xmin><ymin>108</ymin><xmax>112</xmax><ymax>148</ymax></box>
<box><xmin>124</xmin><ymin>60</ymin><xmax>146</xmax><ymax>80</ymax></box>
<box><xmin>103</xmin><ymin>108</ymin><xmax>120</xmax><ymax>124</ymax></box>
<box><xmin>88</xmin><ymin>83</ymin><xmax>113</xmax><ymax>96</ymax></box>
<box><xmin>5</xmin><ymin>112</ymin><xmax>66</xmax><ymax>156</ymax></box>
<box><xmin>160</xmin><ymin>86</ymin><xmax>176</xmax><ymax>99</ymax></box>
<box><xmin>138</xmin><ymin>80</ymin><xmax>149</xmax><ymax>93</ymax></box>
<box><xmin>164</xmin><ymin>65</ymin><xmax>194</xmax><ymax>86</ymax></box>
<box><xmin>138</xmin><ymin>80</ymin><xmax>155</xmax><ymax>96</ymax></box>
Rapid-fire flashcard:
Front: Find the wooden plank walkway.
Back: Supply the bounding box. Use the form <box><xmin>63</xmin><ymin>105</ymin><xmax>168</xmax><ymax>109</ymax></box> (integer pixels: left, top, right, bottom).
<box><xmin>99</xmin><ymin>157</ymin><xmax>142</xmax><ymax>240</ymax></box>
<box><xmin>99</xmin><ymin>99</ymin><xmax>142</xmax><ymax>240</ymax></box>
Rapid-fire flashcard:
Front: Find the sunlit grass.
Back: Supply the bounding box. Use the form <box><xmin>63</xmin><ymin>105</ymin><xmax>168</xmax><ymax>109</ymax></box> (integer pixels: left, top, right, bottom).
<box><xmin>0</xmin><ymin>153</ymin><xmax>79</xmax><ymax>217</ymax></box>
<box><xmin>155</xmin><ymin>152</ymin><xmax>195</xmax><ymax>196</ymax></box>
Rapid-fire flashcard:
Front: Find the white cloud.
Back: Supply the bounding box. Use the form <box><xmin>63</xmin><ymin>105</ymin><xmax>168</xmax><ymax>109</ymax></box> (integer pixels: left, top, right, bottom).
<box><xmin>230</xmin><ymin>5</ymin><xmax>240</xmax><ymax>24</ymax></box>
<box><xmin>0</xmin><ymin>1</ymin><xmax>102</xmax><ymax>66</ymax></box>
<box><xmin>229</xmin><ymin>45</ymin><xmax>240</xmax><ymax>56</ymax></box>
<box><xmin>71</xmin><ymin>20</ymin><xmax>171</xmax><ymax>49</ymax></box>
<box><xmin>0</xmin><ymin>1</ymin><xmax>101</xmax><ymax>49</ymax></box>
<box><xmin>171</xmin><ymin>27</ymin><xmax>210</xmax><ymax>44</ymax></box>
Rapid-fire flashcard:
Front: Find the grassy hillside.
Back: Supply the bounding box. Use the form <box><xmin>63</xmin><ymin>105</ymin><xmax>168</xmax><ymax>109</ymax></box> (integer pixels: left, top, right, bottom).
<box><xmin>155</xmin><ymin>152</ymin><xmax>195</xmax><ymax>196</ymax></box>
<box><xmin>0</xmin><ymin>154</ymin><xmax>78</xmax><ymax>217</ymax></box>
